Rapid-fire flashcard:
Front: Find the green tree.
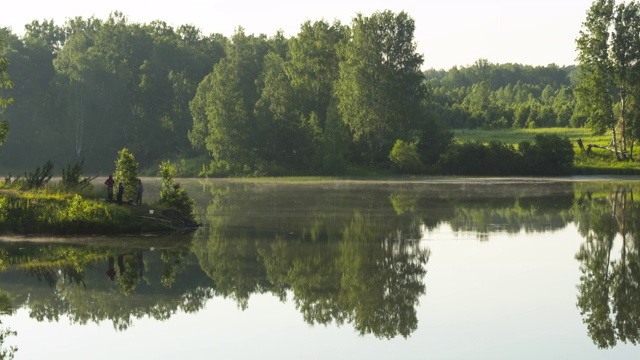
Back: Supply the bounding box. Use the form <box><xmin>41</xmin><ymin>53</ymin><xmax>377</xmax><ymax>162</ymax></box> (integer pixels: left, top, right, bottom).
<box><xmin>335</xmin><ymin>10</ymin><xmax>425</xmax><ymax>164</ymax></box>
<box><xmin>0</xmin><ymin>320</ymin><xmax>17</xmax><ymax>360</ymax></box>
<box><xmin>0</xmin><ymin>36</ymin><xmax>13</xmax><ymax>147</ymax></box>
<box><xmin>114</xmin><ymin>148</ymin><xmax>139</xmax><ymax>202</ymax></box>
<box><xmin>575</xmin><ymin>187</ymin><xmax>640</xmax><ymax>348</ymax></box>
<box><xmin>286</xmin><ymin>20</ymin><xmax>349</xmax><ymax>173</ymax></box>
<box><xmin>159</xmin><ymin>160</ymin><xmax>195</xmax><ymax>222</ymax></box>
<box><xmin>189</xmin><ymin>28</ymin><xmax>269</xmax><ymax>175</ymax></box>
<box><xmin>576</xmin><ymin>0</ymin><xmax>640</xmax><ymax>160</ymax></box>
<box><xmin>1</xmin><ymin>24</ymin><xmax>63</xmax><ymax>168</ymax></box>
<box><xmin>254</xmin><ymin>51</ymin><xmax>303</xmax><ymax>172</ymax></box>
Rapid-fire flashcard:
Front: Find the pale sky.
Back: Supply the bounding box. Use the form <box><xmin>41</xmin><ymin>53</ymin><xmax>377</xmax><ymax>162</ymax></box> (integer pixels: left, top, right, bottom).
<box><xmin>0</xmin><ymin>0</ymin><xmax>594</xmax><ymax>70</ymax></box>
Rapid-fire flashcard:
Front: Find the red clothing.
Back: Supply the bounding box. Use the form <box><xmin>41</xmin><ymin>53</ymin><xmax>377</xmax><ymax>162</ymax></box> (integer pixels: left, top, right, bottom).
<box><xmin>105</xmin><ymin>177</ymin><xmax>115</xmax><ymax>187</ymax></box>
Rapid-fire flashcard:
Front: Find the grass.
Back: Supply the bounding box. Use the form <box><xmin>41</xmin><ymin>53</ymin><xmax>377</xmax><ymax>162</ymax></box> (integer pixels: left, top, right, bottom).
<box><xmin>0</xmin><ymin>183</ymin><xmax>195</xmax><ymax>236</ymax></box>
<box><xmin>453</xmin><ymin>128</ymin><xmax>605</xmax><ymax>146</ymax></box>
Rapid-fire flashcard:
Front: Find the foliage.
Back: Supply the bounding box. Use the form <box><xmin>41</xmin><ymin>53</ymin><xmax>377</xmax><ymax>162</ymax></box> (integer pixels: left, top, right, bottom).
<box><xmin>0</xmin><ymin>321</ymin><xmax>17</xmax><ymax>360</ymax></box>
<box><xmin>0</xmin><ymin>188</ymin><xmax>175</xmax><ymax>235</ymax></box>
<box><xmin>453</xmin><ymin>128</ymin><xmax>640</xmax><ymax>175</ymax></box>
<box><xmin>575</xmin><ymin>0</ymin><xmax>640</xmax><ymax>160</ymax></box>
<box><xmin>159</xmin><ymin>160</ymin><xmax>195</xmax><ymax>222</ymax></box>
<box><xmin>286</xmin><ymin>20</ymin><xmax>348</xmax><ymax>174</ymax></box>
<box><xmin>0</xmin><ymin>11</ymin><xmax>600</xmax><ymax>176</ymax></box>
<box><xmin>438</xmin><ymin>134</ymin><xmax>574</xmax><ymax>175</ymax></box>
<box><xmin>389</xmin><ymin>140</ymin><xmax>424</xmax><ymax>174</ymax></box>
<box><xmin>188</xmin><ymin>28</ymin><xmax>270</xmax><ymax>176</ymax></box>
<box><xmin>4</xmin><ymin>180</ymin><xmax>640</xmax><ymax>345</ymax></box>
<box><xmin>0</xmin><ymin>36</ymin><xmax>13</xmax><ymax>148</ymax></box>
<box><xmin>23</xmin><ymin>160</ymin><xmax>53</xmax><ymax>190</ymax></box>
<box><xmin>519</xmin><ymin>134</ymin><xmax>575</xmax><ymax>175</ymax></box>
<box><xmin>336</xmin><ymin>11</ymin><xmax>425</xmax><ymax>164</ymax></box>
<box><xmin>114</xmin><ymin>148</ymin><xmax>139</xmax><ymax>202</ymax></box>
<box><xmin>437</xmin><ymin>141</ymin><xmax>520</xmax><ymax>175</ymax></box>
<box><xmin>0</xmin><ymin>16</ymin><xmax>224</xmax><ymax>172</ymax></box>
<box><xmin>61</xmin><ymin>159</ymin><xmax>96</xmax><ymax>190</ymax></box>
<box><xmin>424</xmin><ymin>60</ymin><xmax>580</xmax><ymax>131</ymax></box>
<box><xmin>0</xmin><ymin>174</ymin><xmax>20</xmax><ymax>189</ymax></box>
<box><xmin>574</xmin><ymin>187</ymin><xmax>640</xmax><ymax>348</ymax></box>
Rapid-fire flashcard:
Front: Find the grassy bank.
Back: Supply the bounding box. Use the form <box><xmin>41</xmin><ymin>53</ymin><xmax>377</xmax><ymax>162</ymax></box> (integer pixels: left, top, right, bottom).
<box><xmin>0</xmin><ymin>186</ymin><xmax>194</xmax><ymax>236</ymax></box>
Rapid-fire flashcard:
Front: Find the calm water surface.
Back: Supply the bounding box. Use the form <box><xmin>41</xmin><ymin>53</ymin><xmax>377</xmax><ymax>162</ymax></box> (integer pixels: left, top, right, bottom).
<box><xmin>1</xmin><ymin>178</ymin><xmax>639</xmax><ymax>359</ymax></box>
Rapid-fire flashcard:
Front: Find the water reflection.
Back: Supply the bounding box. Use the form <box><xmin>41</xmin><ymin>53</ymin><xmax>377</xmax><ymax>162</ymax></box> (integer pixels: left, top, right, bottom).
<box><xmin>0</xmin><ymin>260</ymin><xmax>17</xmax><ymax>359</ymax></box>
<box><xmin>193</xmin><ymin>182</ymin><xmax>430</xmax><ymax>338</ymax></box>
<box><xmin>574</xmin><ymin>186</ymin><xmax>640</xmax><ymax>348</ymax></box>
<box><xmin>0</xmin><ymin>180</ymin><xmax>639</xmax><ymax>353</ymax></box>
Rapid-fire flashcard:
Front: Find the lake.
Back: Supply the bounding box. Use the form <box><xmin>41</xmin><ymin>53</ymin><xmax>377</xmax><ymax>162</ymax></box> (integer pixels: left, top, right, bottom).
<box><xmin>0</xmin><ymin>178</ymin><xmax>639</xmax><ymax>359</ymax></box>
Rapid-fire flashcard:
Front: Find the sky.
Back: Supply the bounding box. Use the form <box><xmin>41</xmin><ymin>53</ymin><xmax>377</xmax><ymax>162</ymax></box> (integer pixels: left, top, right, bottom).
<box><xmin>0</xmin><ymin>0</ymin><xmax>594</xmax><ymax>70</ymax></box>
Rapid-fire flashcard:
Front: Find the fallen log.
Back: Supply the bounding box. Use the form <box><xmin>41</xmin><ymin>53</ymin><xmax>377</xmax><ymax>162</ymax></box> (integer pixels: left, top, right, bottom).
<box><xmin>577</xmin><ymin>139</ymin><xmax>630</xmax><ymax>158</ymax></box>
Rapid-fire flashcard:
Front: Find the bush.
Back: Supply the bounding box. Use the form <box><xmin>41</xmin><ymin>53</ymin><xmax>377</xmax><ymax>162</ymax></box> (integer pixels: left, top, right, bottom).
<box><xmin>23</xmin><ymin>160</ymin><xmax>53</xmax><ymax>190</ymax></box>
<box><xmin>389</xmin><ymin>140</ymin><xmax>424</xmax><ymax>174</ymax></box>
<box><xmin>114</xmin><ymin>148</ymin><xmax>139</xmax><ymax>202</ymax></box>
<box><xmin>519</xmin><ymin>134</ymin><xmax>574</xmax><ymax>175</ymax></box>
<box><xmin>436</xmin><ymin>141</ymin><xmax>509</xmax><ymax>175</ymax></box>
<box><xmin>159</xmin><ymin>160</ymin><xmax>195</xmax><ymax>222</ymax></box>
<box><xmin>437</xmin><ymin>134</ymin><xmax>574</xmax><ymax>176</ymax></box>
<box><xmin>62</xmin><ymin>159</ymin><xmax>96</xmax><ymax>190</ymax></box>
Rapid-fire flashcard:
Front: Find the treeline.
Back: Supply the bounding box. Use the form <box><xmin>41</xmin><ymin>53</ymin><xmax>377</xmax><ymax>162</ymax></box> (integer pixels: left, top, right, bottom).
<box><xmin>424</xmin><ymin>59</ymin><xmax>585</xmax><ymax>130</ymax></box>
<box><xmin>0</xmin><ymin>11</ymin><xmax>577</xmax><ymax>176</ymax></box>
<box><xmin>0</xmin><ymin>12</ymin><xmax>225</xmax><ymax>173</ymax></box>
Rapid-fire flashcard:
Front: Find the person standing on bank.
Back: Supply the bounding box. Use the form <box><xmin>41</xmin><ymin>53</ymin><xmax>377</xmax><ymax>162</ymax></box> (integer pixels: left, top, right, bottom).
<box><xmin>117</xmin><ymin>182</ymin><xmax>124</xmax><ymax>205</ymax></box>
<box><xmin>104</xmin><ymin>174</ymin><xmax>115</xmax><ymax>201</ymax></box>
<box><xmin>136</xmin><ymin>179</ymin><xmax>144</xmax><ymax>205</ymax></box>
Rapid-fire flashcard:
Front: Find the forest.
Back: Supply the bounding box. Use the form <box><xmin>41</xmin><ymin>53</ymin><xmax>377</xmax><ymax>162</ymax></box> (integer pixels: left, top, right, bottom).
<box><xmin>0</xmin><ymin>1</ymin><xmax>638</xmax><ymax>176</ymax></box>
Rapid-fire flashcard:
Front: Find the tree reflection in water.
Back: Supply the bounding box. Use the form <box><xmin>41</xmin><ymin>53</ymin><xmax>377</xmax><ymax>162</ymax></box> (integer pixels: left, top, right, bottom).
<box><xmin>0</xmin><ymin>290</ymin><xmax>17</xmax><ymax>360</ymax></box>
<box><xmin>193</xmin><ymin>182</ymin><xmax>431</xmax><ymax>338</ymax></box>
<box><xmin>575</xmin><ymin>186</ymin><xmax>640</xmax><ymax>348</ymax></box>
<box><xmin>1</xmin><ymin>180</ymin><xmax>640</xmax><ymax>346</ymax></box>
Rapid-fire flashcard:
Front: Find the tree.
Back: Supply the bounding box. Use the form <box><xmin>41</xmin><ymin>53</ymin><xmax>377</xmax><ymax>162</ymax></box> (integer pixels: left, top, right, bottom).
<box><xmin>0</xmin><ymin>320</ymin><xmax>17</xmax><ymax>360</ymax></box>
<box><xmin>575</xmin><ymin>187</ymin><xmax>640</xmax><ymax>348</ymax></box>
<box><xmin>335</xmin><ymin>10</ymin><xmax>425</xmax><ymax>164</ymax></box>
<box><xmin>114</xmin><ymin>148</ymin><xmax>139</xmax><ymax>202</ymax></box>
<box><xmin>159</xmin><ymin>159</ymin><xmax>194</xmax><ymax>222</ymax></box>
<box><xmin>254</xmin><ymin>51</ymin><xmax>303</xmax><ymax>171</ymax></box>
<box><xmin>286</xmin><ymin>20</ymin><xmax>349</xmax><ymax>173</ymax></box>
<box><xmin>0</xmin><ymin>24</ymin><xmax>63</xmax><ymax>168</ymax></box>
<box><xmin>0</xmin><ymin>36</ymin><xmax>13</xmax><ymax>147</ymax></box>
<box><xmin>576</xmin><ymin>0</ymin><xmax>640</xmax><ymax>160</ymax></box>
<box><xmin>189</xmin><ymin>28</ymin><xmax>270</xmax><ymax>175</ymax></box>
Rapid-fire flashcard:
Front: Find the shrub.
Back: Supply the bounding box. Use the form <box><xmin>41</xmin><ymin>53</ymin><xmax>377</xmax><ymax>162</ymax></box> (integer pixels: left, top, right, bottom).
<box><xmin>437</xmin><ymin>134</ymin><xmax>574</xmax><ymax>176</ymax></box>
<box><xmin>436</xmin><ymin>141</ymin><xmax>521</xmax><ymax>175</ymax></box>
<box><xmin>62</xmin><ymin>159</ymin><xmax>96</xmax><ymax>190</ymax></box>
<box><xmin>159</xmin><ymin>160</ymin><xmax>195</xmax><ymax>222</ymax></box>
<box><xmin>389</xmin><ymin>140</ymin><xmax>424</xmax><ymax>174</ymax></box>
<box><xmin>24</xmin><ymin>160</ymin><xmax>53</xmax><ymax>190</ymax></box>
<box><xmin>114</xmin><ymin>148</ymin><xmax>139</xmax><ymax>202</ymax></box>
<box><xmin>519</xmin><ymin>134</ymin><xmax>574</xmax><ymax>175</ymax></box>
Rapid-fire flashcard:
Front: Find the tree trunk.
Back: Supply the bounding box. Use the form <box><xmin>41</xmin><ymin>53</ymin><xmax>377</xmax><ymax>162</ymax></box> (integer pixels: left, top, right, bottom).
<box><xmin>620</xmin><ymin>87</ymin><xmax>627</xmax><ymax>158</ymax></box>
<box><xmin>611</xmin><ymin>123</ymin><xmax>621</xmax><ymax>161</ymax></box>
